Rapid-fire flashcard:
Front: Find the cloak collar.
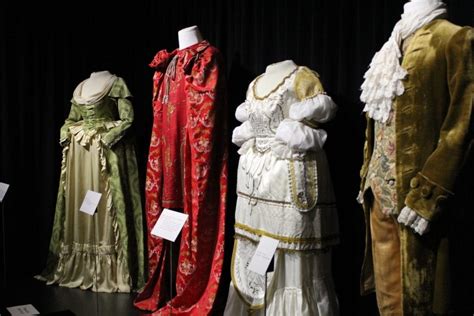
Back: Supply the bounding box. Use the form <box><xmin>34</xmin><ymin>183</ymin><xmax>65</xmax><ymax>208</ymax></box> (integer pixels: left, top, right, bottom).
<box><xmin>149</xmin><ymin>40</ymin><xmax>210</xmax><ymax>71</ymax></box>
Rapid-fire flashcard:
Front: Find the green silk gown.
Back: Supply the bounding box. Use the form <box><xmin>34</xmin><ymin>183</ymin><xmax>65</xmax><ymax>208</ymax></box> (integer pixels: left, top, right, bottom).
<box><xmin>36</xmin><ymin>76</ymin><xmax>145</xmax><ymax>293</ymax></box>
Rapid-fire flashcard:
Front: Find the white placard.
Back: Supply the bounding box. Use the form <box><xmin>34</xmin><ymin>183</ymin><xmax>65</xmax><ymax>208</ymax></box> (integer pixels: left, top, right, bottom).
<box><xmin>6</xmin><ymin>304</ymin><xmax>40</xmax><ymax>316</ymax></box>
<box><xmin>247</xmin><ymin>236</ymin><xmax>279</xmax><ymax>276</ymax></box>
<box><xmin>151</xmin><ymin>208</ymin><xmax>188</xmax><ymax>242</ymax></box>
<box><xmin>79</xmin><ymin>190</ymin><xmax>102</xmax><ymax>215</ymax></box>
<box><xmin>0</xmin><ymin>182</ymin><xmax>10</xmax><ymax>202</ymax></box>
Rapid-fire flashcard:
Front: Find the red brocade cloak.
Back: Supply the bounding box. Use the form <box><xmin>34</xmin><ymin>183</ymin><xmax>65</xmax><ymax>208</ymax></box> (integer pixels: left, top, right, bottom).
<box><xmin>134</xmin><ymin>41</ymin><xmax>228</xmax><ymax>315</ymax></box>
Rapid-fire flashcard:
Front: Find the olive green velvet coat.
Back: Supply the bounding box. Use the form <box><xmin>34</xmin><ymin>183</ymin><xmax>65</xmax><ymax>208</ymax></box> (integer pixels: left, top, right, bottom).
<box><xmin>360</xmin><ymin>19</ymin><xmax>474</xmax><ymax>315</ymax></box>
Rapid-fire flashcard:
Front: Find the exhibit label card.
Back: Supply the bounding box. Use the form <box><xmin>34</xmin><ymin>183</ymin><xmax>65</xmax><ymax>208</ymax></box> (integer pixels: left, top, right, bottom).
<box><xmin>0</xmin><ymin>182</ymin><xmax>10</xmax><ymax>202</ymax></box>
<box><xmin>247</xmin><ymin>236</ymin><xmax>279</xmax><ymax>276</ymax></box>
<box><xmin>6</xmin><ymin>304</ymin><xmax>40</xmax><ymax>315</ymax></box>
<box><xmin>151</xmin><ymin>208</ymin><xmax>188</xmax><ymax>242</ymax></box>
<box><xmin>79</xmin><ymin>190</ymin><xmax>102</xmax><ymax>215</ymax></box>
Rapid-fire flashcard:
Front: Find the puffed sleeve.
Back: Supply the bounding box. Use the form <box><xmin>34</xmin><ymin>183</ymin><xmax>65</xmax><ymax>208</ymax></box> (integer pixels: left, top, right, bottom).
<box><xmin>404</xmin><ymin>27</ymin><xmax>474</xmax><ymax>221</ymax></box>
<box><xmin>60</xmin><ymin>101</ymin><xmax>82</xmax><ymax>146</ymax></box>
<box><xmin>275</xmin><ymin>118</ymin><xmax>327</xmax><ymax>151</ymax></box>
<box><xmin>275</xmin><ymin>67</ymin><xmax>336</xmax><ymax>152</ymax></box>
<box><xmin>290</xmin><ymin>67</ymin><xmax>337</xmax><ymax>124</ymax></box>
<box><xmin>235</xmin><ymin>100</ymin><xmax>250</xmax><ymax>122</ymax></box>
<box><xmin>232</xmin><ymin>100</ymin><xmax>255</xmax><ymax>148</ymax></box>
<box><xmin>232</xmin><ymin>120</ymin><xmax>255</xmax><ymax>147</ymax></box>
<box><xmin>101</xmin><ymin>77</ymin><xmax>134</xmax><ymax>148</ymax></box>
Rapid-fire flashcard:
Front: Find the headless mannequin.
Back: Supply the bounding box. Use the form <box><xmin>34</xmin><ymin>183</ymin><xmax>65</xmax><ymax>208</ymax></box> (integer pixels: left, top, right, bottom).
<box><xmin>254</xmin><ymin>60</ymin><xmax>297</xmax><ymax>97</ymax></box>
<box><xmin>72</xmin><ymin>70</ymin><xmax>116</xmax><ymax>105</ymax></box>
<box><xmin>178</xmin><ymin>25</ymin><xmax>204</xmax><ymax>49</ymax></box>
<box><xmin>81</xmin><ymin>70</ymin><xmax>115</xmax><ymax>99</ymax></box>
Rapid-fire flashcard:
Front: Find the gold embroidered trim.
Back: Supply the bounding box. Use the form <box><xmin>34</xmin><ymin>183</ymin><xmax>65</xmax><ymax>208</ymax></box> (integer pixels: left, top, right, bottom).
<box><xmin>301</xmin><ymin>119</ymin><xmax>320</xmax><ymax>129</ymax></box>
<box><xmin>234</xmin><ymin>223</ymin><xmax>338</xmax><ymax>244</ymax></box>
<box><xmin>237</xmin><ymin>191</ymin><xmax>336</xmax><ymax>208</ymax></box>
<box><xmin>230</xmin><ymin>239</ymin><xmax>266</xmax><ymax>310</ymax></box>
<box><xmin>288</xmin><ymin>157</ymin><xmax>318</xmax><ymax>210</ymax></box>
<box><xmin>230</xmin><ymin>234</ymin><xmax>340</xmax><ymax>311</ymax></box>
<box><xmin>237</xmin><ymin>191</ymin><xmax>292</xmax><ymax>205</ymax></box>
<box><xmin>252</xmin><ymin>67</ymin><xmax>299</xmax><ymax>100</ymax></box>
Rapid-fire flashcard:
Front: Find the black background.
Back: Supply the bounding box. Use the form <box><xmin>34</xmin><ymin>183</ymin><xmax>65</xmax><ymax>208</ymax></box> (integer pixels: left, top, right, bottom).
<box><xmin>0</xmin><ymin>0</ymin><xmax>473</xmax><ymax>315</ymax></box>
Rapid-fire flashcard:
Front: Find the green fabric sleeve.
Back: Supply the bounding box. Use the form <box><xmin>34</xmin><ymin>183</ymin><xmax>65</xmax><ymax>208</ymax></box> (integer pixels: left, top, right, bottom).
<box><xmin>59</xmin><ymin>102</ymin><xmax>82</xmax><ymax>146</ymax></box>
<box><xmin>102</xmin><ymin>78</ymin><xmax>134</xmax><ymax>148</ymax></box>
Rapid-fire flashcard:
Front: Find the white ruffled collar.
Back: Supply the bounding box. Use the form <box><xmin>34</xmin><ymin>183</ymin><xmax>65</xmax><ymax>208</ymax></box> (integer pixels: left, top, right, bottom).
<box><xmin>360</xmin><ymin>0</ymin><xmax>446</xmax><ymax>123</ymax></box>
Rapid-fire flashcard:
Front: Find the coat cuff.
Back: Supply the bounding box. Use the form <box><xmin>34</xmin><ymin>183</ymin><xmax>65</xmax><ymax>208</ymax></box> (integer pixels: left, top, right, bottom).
<box><xmin>404</xmin><ymin>173</ymin><xmax>453</xmax><ymax>221</ymax></box>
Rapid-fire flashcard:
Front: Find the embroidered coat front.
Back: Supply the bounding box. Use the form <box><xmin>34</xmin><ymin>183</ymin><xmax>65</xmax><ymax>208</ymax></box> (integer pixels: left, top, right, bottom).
<box><xmin>360</xmin><ymin>19</ymin><xmax>474</xmax><ymax>314</ymax></box>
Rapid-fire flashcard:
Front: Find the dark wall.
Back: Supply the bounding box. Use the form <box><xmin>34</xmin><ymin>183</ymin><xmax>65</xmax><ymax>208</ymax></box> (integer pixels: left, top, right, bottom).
<box><xmin>0</xmin><ymin>0</ymin><xmax>472</xmax><ymax>314</ymax></box>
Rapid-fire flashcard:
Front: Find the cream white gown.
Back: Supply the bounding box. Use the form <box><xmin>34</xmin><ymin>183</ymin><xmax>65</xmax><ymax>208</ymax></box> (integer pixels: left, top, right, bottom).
<box><xmin>224</xmin><ymin>64</ymin><xmax>340</xmax><ymax>315</ymax></box>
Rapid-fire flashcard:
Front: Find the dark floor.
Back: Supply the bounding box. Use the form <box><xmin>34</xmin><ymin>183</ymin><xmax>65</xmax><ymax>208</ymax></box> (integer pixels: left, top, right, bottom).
<box><xmin>1</xmin><ymin>277</ymin><xmax>145</xmax><ymax>316</ymax></box>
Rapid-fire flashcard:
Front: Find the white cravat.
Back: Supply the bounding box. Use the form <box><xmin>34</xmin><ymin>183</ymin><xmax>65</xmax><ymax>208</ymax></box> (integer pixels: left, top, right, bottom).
<box><xmin>360</xmin><ymin>0</ymin><xmax>446</xmax><ymax>123</ymax></box>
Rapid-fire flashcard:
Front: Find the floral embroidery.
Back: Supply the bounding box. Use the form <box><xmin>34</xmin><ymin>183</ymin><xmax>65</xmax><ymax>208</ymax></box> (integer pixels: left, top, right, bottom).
<box><xmin>365</xmin><ymin>118</ymin><xmax>398</xmax><ymax>214</ymax></box>
<box><xmin>135</xmin><ymin>41</ymin><xmax>227</xmax><ymax>315</ymax></box>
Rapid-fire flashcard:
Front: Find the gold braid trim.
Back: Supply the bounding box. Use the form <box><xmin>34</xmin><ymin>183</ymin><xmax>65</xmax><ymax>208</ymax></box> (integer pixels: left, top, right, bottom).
<box><xmin>288</xmin><ymin>156</ymin><xmax>318</xmax><ymax>210</ymax></box>
<box><xmin>234</xmin><ymin>223</ymin><xmax>338</xmax><ymax>245</ymax></box>
<box><xmin>252</xmin><ymin>67</ymin><xmax>299</xmax><ymax>100</ymax></box>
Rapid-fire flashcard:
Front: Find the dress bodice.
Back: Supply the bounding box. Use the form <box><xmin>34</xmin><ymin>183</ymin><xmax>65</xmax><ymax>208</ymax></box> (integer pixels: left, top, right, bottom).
<box><xmin>233</xmin><ymin>66</ymin><xmax>337</xmax><ymax>158</ymax></box>
<box><xmin>76</xmin><ymin>98</ymin><xmax>118</xmax><ymax>122</ymax></box>
<box><xmin>243</xmin><ymin>68</ymin><xmax>299</xmax><ymax>151</ymax></box>
<box><xmin>60</xmin><ymin>77</ymin><xmax>133</xmax><ymax>148</ymax></box>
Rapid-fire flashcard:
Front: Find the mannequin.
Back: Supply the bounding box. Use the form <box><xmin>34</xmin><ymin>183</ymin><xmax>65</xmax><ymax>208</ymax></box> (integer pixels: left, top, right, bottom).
<box><xmin>135</xmin><ymin>26</ymin><xmax>227</xmax><ymax>315</ymax></box>
<box><xmin>81</xmin><ymin>70</ymin><xmax>114</xmax><ymax>98</ymax></box>
<box><xmin>225</xmin><ymin>60</ymin><xmax>339</xmax><ymax>315</ymax></box>
<box><xmin>358</xmin><ymin>0</ymin><xmax>474</xmax><ymax>314</ymax></box>
<box><xmin>36</xmin><ymin>70</ymin><xmax>145</xmax><ymax>293</ymax></box>
<box><xmin>254</xmin><ymin>60</ymin><xmax>298</xmax><ymax>97</ymax></box>
<box><xmin>178</xmin><ymin>25</ymin><xmax>203</xmax><ymax>49</ymax></box>
<box><xmin>71</xmin><ymin>70</ymin><xmax>117</xmax><ymax>106</ymax></box>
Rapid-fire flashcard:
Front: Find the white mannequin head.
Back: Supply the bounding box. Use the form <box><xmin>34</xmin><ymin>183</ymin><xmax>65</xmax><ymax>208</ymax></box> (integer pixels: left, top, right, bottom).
<box><xmin>178</xmin><ymin>25</ymin><xmax>204</xmax><ymax>49</ymax></box>
<box><xmin>254</xmin><ymin>60</ymin><xmax>298</xmax><ymax>98</ymax></box>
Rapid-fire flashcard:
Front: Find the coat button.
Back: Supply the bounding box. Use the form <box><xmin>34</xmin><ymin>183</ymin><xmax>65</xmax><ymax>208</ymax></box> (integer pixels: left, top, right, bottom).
<box><xmin>421</xmin><ymin>185</ymin><xmax>432</xmax><ymax>198</ymax></box>
<box><xmin>436</xmin><ymin>195</ymin><xmax>447</xmax><ymax>203</ymax></box>
<box><xmin>410</xmin><ymin>177</ymin><xmax>419</xmax><ymax>188</ymax></box>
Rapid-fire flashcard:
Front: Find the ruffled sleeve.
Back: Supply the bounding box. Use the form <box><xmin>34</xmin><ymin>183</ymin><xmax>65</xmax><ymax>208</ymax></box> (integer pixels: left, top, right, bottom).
<box><xmin>291</xmin><ymin>66</ymin><xmax>337</xmax><ymax>124</ymax></box>
<box><xmin>235</xmin><ymin>100</ymin><xmax>250</xmax><ymax>122</ymax></box>
<box><xmin>275</xmin><ymin>67</ymin><xmax>336</xmax><ymax>152</ymax></box>
<box><xmin>289</xmin><ymin>94</ymin><xmax>337</xmax><ymax>123</ymax></box>
<box><xmin>232</xmin><ymin>120</ymin><xmax>255</xmax><ymax>147</ymax></box>
<box><xmin>275</xmin><ymin>118</ymin><xmax>327</xmax><ymax>151</ymax></box>
<box><xmin>232</xmin><ymin>100</ymin><xmax>256</xmax><ymax>151</ymax></box>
